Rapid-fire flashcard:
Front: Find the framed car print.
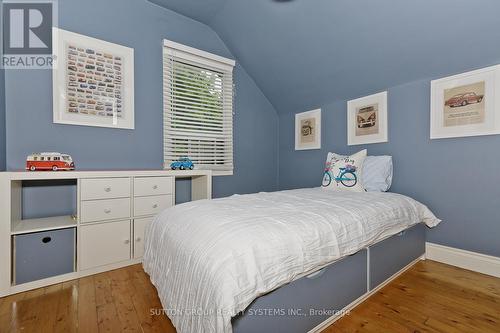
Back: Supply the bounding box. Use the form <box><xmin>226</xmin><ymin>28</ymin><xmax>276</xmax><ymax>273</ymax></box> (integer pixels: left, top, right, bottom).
<box><xmin>295</xmin><ymin>109</ymin><xmax>321</xmax><ymax>150</ymax></box>
<box><xmin>347</xmin><ymin>91</ymin><xmax>388</xmax><ymax>145</ymax></box>
<box><xmin>430</xmin><ymin>65</ymin><xmax>500</xmax><ymax>139</ymax></box>
<box><xmin>52</xmin><ymin>28</ymin><xmax>135</xmax><ymax>129</ymax></box>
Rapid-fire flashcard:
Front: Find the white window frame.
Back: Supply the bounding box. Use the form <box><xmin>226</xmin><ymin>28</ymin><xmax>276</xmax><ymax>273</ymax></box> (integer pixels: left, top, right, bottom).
<box><xmin>163</xmin><ymin>39</ymin><xmax>236</xmax><ymax>176</ymax></box>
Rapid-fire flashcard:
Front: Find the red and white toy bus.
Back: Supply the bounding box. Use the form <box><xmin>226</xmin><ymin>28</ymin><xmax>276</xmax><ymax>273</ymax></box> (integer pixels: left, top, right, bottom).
<box><xmin>26</xmin><ymin>152</ymin><xmax>75</xmax><ymax>171</ymax></box>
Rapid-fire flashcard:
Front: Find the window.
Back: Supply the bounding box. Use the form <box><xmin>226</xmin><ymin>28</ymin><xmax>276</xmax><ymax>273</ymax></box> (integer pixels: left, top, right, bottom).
<box><xmin>163</xmin><ymin>40</ymin><xmax>235</xmax><ymax>175</ymax></box>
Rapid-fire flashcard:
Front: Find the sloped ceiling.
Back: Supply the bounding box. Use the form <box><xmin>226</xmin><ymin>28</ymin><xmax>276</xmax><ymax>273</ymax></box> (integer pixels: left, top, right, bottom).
<box><xmin>150</xmin><ymin>0</ymin><xmax>500</xmax><ymax>113</ymax></box>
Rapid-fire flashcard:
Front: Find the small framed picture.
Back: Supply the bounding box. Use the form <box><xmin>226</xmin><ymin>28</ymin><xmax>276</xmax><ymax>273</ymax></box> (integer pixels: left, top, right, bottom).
<box><xmin>295</xmin><ymin>109</ymin><xmax>321</xmax><ymax>150</ymax></box>
<box><xmin>430</xmin><ymin>65</ymin><xmax>500</xmax><ymax>139</ymax></box>
<box><xmin>347</xmin><ymin>91</ymin><xmax>388</xmax><ymax>145</ymax></box>
<box><xmin>52</xmin><ymin>28</ymin><xmax>134</xmax><ymax>129</ymax></box>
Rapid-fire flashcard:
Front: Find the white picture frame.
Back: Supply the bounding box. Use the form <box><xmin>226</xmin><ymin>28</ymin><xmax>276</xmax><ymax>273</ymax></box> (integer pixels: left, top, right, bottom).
<box><xmin>347</xmin><ymin>91</ymin><xmax>388</xmax><ymax>145</ymax></box>
<box><xmin>295</xmin><ymin>109</ymin><xmax>321</xmax><ymax>150</ymax></box>
<box><xmin>430</xmin><ymin>65</ymin><xmax>500</xmax><ymax>139</ymax></box>
<box><xmin>53</xmin><ymin>28</ymin><xmax>134</xmax><ymax>129</ymax></box>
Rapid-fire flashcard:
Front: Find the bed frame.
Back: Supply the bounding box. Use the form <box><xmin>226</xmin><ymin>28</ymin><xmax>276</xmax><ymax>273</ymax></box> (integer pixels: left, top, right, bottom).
<box><xmin>232</xmin><ymin>223</ymin><xmax>426</xmax><ymax>333</ymax></box>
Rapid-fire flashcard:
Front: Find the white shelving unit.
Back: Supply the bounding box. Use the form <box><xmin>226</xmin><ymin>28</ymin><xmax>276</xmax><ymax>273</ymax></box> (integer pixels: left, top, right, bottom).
<box><xmin>0</xmin><ymin>169</ymin><xmax>212</xmax><ymax>297</ymax></box>
<box><xmin>11</xmin><ymin>215</ymin><xmax>77</xmax><ymax>235</ymax></box>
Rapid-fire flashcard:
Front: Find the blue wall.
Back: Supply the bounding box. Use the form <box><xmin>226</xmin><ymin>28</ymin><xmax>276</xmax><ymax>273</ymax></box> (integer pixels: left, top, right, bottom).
<box><xmin>3</xmin><ymin>0</ymin><xmax>278</xmax><ymax>199</ymax></box>
<box><xmin>279</xmin><ymin>78</ymin><xmax>500</xmax><ymax>258</ymax></box>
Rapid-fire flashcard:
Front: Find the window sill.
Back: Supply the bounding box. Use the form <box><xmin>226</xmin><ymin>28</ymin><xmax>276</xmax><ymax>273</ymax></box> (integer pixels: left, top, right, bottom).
<box><xmin>212</xmin><ymin>170</ymin><xmax>233</xmax><ymax>177</ymax></box>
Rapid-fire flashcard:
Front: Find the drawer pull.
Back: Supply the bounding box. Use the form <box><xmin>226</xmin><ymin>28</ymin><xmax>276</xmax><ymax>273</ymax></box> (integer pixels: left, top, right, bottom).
<box><xmin>152</xmin><ymin>204</ymin><xmax>158</xmax><ymax>209</ymax></box>
<box><xmin>104</xmin><ymin>208</ymin><xmax>112</xmax><ymax>214</ymax></box>
<box><xmin>152</xmin><ymin>185</ymin><xmax>158</xmax><ymax>190</ymax></box>
<box><xmin>104</xmin><ymin>187</ymin><xmax>112</xmax><ymax>192</ymax></box>
<box><xmin>124</xmin><ymin>239</ymin><xmax>130</xmax><ymax>244</ymax></box>
<box><xmin>135</xmin><ymin>237</ymin><xmax>141</xmax><ymax>242</ymax></box>
<box><xmin>42</xmin><ymin>237</ymin><xmax>52</xmax><ymax>244</ymax></box>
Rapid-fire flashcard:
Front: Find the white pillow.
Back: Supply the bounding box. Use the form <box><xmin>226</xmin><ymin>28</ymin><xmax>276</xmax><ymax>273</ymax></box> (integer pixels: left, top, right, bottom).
<box><xmin>363</xmin><ymin>156</ymin><xmax>393</xmax><ymax>192</ymax></box>
<box><xmin>322</xmin><ymin>149</ymin><xmax>367</xmax><ymax>192</ymax></box>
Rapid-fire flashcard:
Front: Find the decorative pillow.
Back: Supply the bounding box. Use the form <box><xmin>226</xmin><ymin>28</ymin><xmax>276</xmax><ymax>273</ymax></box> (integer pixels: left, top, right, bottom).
<box><xmin>322</xmin><ymin>149</ymin><xmax>367</xmax><ymax>192</ymax></box>
<box><xmin>363</xmin><ymin>156</ymin><xmax>393</xmax><ymax>192</ymax></box>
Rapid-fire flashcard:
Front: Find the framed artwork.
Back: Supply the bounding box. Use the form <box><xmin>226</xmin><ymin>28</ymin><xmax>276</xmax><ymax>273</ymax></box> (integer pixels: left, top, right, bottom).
<box><xmin>53</xmin><ymin>28</ymin><xmax>134</xmax><ymax>129</ymax></box>
<box><xmin>347</xmin><ymin>91</ymin><xmax>388</xmax><ymax>145</ymax></box>
<box><xmin>430</xmin><ymin>65</ymin><xmax>500</xmax><ymax>139</ymax></box>
<box><xmin>295</xmin><ymin>109</ymin><xmax>321</xmax><ymax>150</ymax></box>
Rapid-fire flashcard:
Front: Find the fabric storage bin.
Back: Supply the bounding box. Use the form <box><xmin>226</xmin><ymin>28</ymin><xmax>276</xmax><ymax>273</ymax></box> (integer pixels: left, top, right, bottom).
<box><xmin>13</xmin><ymin>228</ymin><xmax>75</xmax><ymax>285</ymax></box>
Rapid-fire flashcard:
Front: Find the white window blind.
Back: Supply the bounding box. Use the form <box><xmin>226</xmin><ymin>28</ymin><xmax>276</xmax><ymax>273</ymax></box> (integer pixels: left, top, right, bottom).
<box><xmin>163</xmin><ymin>40</ymin><xmax>235</xmax><ymax>174</ymax></box>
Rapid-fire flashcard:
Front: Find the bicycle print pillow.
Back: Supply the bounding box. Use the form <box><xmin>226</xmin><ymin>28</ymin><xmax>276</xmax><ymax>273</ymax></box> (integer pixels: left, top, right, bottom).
<box><xmin>322</xmin><ymin>149</ymin><xmax>367</xmax><ymax>192</ymax></box>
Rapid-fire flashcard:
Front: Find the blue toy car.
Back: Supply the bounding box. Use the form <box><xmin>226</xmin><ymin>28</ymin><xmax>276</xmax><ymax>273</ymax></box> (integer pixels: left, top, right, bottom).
<box><xmin>170</xmin><ymin>157</ymin><xmax>194</xmax><ymax>170</ymax></box>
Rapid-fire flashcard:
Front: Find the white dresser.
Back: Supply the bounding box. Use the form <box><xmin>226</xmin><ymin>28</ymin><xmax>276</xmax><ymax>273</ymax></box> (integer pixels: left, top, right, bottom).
<box><xmin>0</xmin><ymin>170</ymin><xmax>212</xmax><ymax>296</ymax></box>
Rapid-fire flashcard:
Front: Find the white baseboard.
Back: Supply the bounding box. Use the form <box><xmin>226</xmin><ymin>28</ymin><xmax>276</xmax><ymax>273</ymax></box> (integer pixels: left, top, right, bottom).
<box><xmin>426</xmin><ymin>242</ymin><xmax>500</xmax><ymax>278</ymax></box>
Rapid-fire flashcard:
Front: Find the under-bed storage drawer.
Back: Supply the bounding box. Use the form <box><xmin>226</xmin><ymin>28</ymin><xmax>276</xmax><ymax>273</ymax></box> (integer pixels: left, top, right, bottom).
<box><xmin>369</xmin><ymin>224</ymin><xmax>425</xmax><ymax>290</ymax></box>
<box><xmin>232</xmin><ymin>249</ymin><xmax>367</xmax><ymax>333</ymax></box>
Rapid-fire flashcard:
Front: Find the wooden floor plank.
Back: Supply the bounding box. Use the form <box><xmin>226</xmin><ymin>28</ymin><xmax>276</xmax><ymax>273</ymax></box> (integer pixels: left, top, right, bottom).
<box><xmin>37</xmin><ymin>283</ymin><xmax>63</xmax><ymax>333</ymax></box>
<box><xmin>53</xmin><ymin>280</ymin><xmax>79</xmax><ymax>333</ymax></box>
<box><xmin>0</xmin><ymin>260</ymin><xmax>498</xmax><ymax>333</ymax></box>
<box><xmin>108</xmin><ymin>268</ymin><xmax>142</xmax><ymax>332</ymax></box>
<box><xmin>77</xmin><ymin>276</ymin><xmax>98</xmax><ymax>333</ymax></box>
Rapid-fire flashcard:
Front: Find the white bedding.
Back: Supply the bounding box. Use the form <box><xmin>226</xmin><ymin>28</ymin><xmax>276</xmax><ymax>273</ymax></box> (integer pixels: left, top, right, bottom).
<box><xmin>143</xmin><ymin>188</ymin><xmax>440</xmax><ymax>333</ymax></box>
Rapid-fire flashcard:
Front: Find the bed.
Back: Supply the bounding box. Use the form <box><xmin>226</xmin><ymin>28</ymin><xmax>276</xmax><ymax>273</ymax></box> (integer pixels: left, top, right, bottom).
<box><xmin>143</xmin><ymin>188</ymin><xmax>440</xmax><ymax>333</ymax></box>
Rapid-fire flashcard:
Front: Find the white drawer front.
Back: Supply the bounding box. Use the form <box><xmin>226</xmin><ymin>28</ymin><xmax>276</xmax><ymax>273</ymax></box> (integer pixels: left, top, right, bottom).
<box><xmin>80</xmin><ymin>220</ymin><xmax>131</xmax><ymax>270</ymax></box>
<box><xmin>133</xmin><ymin>217</ymin><xmax>153</xmax><ymax>259</ymax></box>
<box><xmin>134</xmin><ymin>195</ymin><xmax>173</xmax><ymax>217</ymax></box>
<box><xmin>81</xmin><ymin>198</ymin><xmax>131</xmax><ymax>223</ymax></box>
<box><xmin>81</xmin><ymin>178</ymin><xmax>130</xmax><ymax>200</ymax></box>
<box><xmin>134</xmin><ymin>177</ymin><xmax>173</xmax><ymax>197</ymax></box>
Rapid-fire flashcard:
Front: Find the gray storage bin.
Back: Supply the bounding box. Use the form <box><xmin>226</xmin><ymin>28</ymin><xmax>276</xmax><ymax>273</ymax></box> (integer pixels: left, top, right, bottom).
<box><xmin>13</xmin><ymin>228</ymin><xmax>75</xmax><ymax>285</ymax></box>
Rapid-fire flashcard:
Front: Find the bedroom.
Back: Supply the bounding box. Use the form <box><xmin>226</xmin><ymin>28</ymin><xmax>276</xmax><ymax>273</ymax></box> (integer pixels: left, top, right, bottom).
<box><xmin>0</xmin><ymin>0</ymin><xmax>499</xmax><ymax>332</ymax></box>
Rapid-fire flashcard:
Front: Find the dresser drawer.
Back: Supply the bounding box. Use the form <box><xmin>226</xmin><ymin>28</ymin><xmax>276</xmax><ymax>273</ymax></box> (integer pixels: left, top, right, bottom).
<box><xmin>134</xmin><ymin>195</ymin><xmax>173</xmax><ymax>217</ymax></box>
<box><xmin>81</xmin><ymin>198</ymin><xmax>131</xmax><ymax>223</ymax></box>
<box><xmin>81</xmin><ymin>178</ymin><xmax>130</xmax><ymax>200</ymax></box>
<box><xmin>133</xmin><ymin>177</ymin><xmax>173</xmax><ymax>197</ymax></box>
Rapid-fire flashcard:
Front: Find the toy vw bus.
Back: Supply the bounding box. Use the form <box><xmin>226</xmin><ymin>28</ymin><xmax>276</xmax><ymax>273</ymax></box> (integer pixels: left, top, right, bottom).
<box><xmin>26</xmin><ymin>152</ymin><xmax>75</xmax><ymax>171</ymax></box>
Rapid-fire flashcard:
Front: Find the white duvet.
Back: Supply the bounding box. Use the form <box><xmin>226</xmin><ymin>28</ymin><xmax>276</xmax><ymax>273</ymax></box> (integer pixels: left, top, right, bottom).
<box><xmin>143</xmin><ymin>188</ymin><xmax>440</xmax><ymax>333</ymax></box>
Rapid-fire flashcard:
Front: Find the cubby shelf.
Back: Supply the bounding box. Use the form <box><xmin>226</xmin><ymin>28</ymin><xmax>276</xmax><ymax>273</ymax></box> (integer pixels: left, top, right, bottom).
<box><xmin>11</xmin><ymin>215</ymin><xmax>77</xmax><ymax>235</ymax></box>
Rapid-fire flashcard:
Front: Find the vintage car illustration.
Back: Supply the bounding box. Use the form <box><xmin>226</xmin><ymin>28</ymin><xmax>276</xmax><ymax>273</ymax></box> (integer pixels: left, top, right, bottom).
<box><xmin>445</xmin><ymin>92</ymin><xmax>484</xmax><ymax>108</ymax></box>
<box><xmin>357</xmin><ymin>106</ymin><xmax>377</xmax><ymax>128</ymax></box>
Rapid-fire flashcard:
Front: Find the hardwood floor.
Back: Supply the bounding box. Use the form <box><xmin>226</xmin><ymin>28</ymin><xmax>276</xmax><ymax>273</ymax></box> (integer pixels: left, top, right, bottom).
<box><xmin>0</xmin><ymin>260</ymin><xmax>498</xmax><ymax>332</ymax></box>
<box><xmin>326</xmin><ymin>260</ymin><xmax>500</xmax><ymax>333</ymax></box>
<box><xmin>0</xmin><ymin>265</ymin><xmax>175</xmax><ymax>333</ymax></box>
